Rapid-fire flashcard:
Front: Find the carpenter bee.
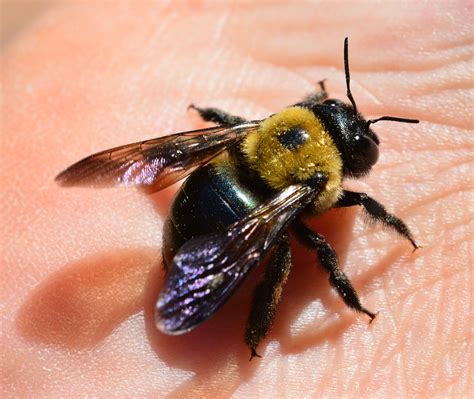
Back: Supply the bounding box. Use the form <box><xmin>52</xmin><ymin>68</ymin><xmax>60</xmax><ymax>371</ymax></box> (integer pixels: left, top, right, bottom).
<box><xmin>55</xmin><ymin>38</ymin><xmax>419</xmax><ymax>360</ymax></box>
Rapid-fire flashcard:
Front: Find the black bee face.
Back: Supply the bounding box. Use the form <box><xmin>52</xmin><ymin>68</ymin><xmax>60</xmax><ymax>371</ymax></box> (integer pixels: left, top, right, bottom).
<box><xmin>313</xmin><ymin>100</ymin><xmax>380</xmax><ymax>178</ymax></box>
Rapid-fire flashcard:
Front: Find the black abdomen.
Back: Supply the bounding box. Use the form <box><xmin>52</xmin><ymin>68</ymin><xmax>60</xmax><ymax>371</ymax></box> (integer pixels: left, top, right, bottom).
<box><xmin>162</xmin><ymin>162</ymin><xmax>263</xmax><ymax>268</ymax></box>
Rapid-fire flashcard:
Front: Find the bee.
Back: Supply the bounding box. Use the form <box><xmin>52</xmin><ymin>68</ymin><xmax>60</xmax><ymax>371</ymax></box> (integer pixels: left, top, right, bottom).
<box><xmin>55</xmin><ymin>38</ymin><xmax>419</xmax><ymax>360</ymax></box>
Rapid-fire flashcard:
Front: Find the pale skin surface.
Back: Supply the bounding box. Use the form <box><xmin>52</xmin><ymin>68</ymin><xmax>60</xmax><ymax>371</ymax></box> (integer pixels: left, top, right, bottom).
<box><xmin>2</xmin><ymin>2</ymin><xmax>472</xmax><ymax>398</ymax></box>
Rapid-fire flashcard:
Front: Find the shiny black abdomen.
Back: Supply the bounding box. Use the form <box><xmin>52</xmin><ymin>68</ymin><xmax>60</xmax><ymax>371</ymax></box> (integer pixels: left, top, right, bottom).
<box><xmin>162</xmin><ymin>162</ymin><xmax>264</xmax><ymax>268</ymax></box>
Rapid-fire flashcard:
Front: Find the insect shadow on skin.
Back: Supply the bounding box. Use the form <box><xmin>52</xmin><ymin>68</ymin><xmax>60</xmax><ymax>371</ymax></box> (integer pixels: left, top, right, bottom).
<box><xmin>16</xmin><ymin>248</ymin><xmax>160</xmax><ymax>349</ymax></box>
<box><xmin>54</xmin><ymin>38</ymin><xmax>420</xmax><ymax>361</ymax></box>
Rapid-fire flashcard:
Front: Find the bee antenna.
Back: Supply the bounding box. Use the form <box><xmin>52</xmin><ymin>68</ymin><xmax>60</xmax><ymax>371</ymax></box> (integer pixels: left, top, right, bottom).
<box><xmin>344</xmin><ymin>37</ymin><xmax>358</xmax><ymax>113</ymax></box>
<box><xmin>367</xmin><ymin>116</ymin><xmax>420</xmax><ymax>129</ymax></box>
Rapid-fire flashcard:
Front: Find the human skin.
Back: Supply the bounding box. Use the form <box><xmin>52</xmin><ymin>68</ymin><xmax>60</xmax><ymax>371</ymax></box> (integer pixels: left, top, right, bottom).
<box><xmin>1</xmin><ymin>1</ymin><xmax>472</xmax><ymax>397</ymax></box>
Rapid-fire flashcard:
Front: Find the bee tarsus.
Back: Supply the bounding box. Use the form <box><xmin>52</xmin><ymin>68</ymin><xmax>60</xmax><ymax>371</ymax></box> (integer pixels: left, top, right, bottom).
<box><xmin>249</xmin><ymin>348</ymin><xmax>262</xmax><ymax>362</ymax></box>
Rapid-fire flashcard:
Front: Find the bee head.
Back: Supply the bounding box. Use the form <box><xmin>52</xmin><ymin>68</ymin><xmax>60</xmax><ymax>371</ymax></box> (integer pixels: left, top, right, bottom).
<box><xmin>315</xmin><ymin>38</ymin><xmax>419</xmax><ymax>179</ymax></box>
<box><xmin>315</xmin><ymin>99</ymin><xmax>380</xmax><ymax>178</ymax></box>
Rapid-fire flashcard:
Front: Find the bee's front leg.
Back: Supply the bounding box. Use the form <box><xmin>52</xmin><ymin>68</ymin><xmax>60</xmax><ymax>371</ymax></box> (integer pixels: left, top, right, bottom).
<box><xmin>335</xmin><ymin>190</ymin><xmax>419</xmax><ymax>250</ymax></box>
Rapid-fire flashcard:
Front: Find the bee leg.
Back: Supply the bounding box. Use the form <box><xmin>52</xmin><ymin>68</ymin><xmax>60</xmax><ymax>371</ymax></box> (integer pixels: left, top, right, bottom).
<box><xmin>188</xmin><ymin>104</ymin><xmax>247</xmax><ymax>125</ymax></box>
<box><xmin>292</xmin><ymin>219</ymin><xmax>377</xmax><ymax>321</ymax></box>
<box><xmin>292</xmin><ymin>80</ymin><xmax>329</xmax><ymax>108</ymax></box>
<box><xmin>245</xmin><ymin>235</ymin><xmax>292</xmax><ymax>361</ymax></box>
<box><xmin>335</xmin><ymin>190</ymin><xmax>419</xmax><ymax>251</ymax></box>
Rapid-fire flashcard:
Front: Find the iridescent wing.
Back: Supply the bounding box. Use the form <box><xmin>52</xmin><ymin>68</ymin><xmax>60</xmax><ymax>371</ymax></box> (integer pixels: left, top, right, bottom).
<box><xmin>55</xmin><ymin>122</ymin><xmax>260</xmax><ymax>192</ymax></box>
<box><xmin>155</xmin><ymin>174</ymin><xmax>327</xmax><ymax>334</ymax></box>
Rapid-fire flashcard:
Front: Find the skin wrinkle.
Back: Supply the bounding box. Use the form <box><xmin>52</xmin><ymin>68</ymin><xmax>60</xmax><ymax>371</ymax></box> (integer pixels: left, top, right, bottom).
<box><xmin>430</xmin><ymin>264</ymin><xmax>448</xmax><ymax>396</ymax></box>
<box><xmin>242</xmin><ymin>28</ymin><xmax>473</xmax><ymax>73</ymax></box>
<box><xmin>441</xmin><ymin>281</ymin><xmax>467</xmax><ymax>394</ymax></box>
<box><xmin>392</xmin><ymin>268</ymin><xmax>465</xmax><ymax>309</ymax></box>
<box><xmin>371</xmin><ymin>304</ymin><xmax>406</xmax><ymax>392</ymax></box>
<box><xmin>402</xmin><ymin>272</ymin><xmax>464</xmax><ymax>394</ymax></box>
<box><xmin>2</xmin><ymin>2</ymin><xmax>472</xmax><ymax>398</ymax></box>
<box><xmin>366</xmin><ymin>57</ymin><xmax>474</xmax><ymax>91</ymax></box>
<box><xmin>389</xmin><ymin>187</ymin><xmax>472</xmax><ymax>218</ymax></box>
<box><xmin>427</xmin><ymin>278</ymin><xmax>444</xmax><ymax>395</ymax></box>
<box><xmin>440</xmin><ymin>210</ymin><xmax>473</xmax><ymax>237</ymax></box>
<box><xmin>379</xmin><ymin>155</ymin><xmax>472</xmax><ymax>175</ymax></box>
<box><xmin>412</xmin><ymin>98</ymin><xmax>472</xmax><ymax>131</ymax></box>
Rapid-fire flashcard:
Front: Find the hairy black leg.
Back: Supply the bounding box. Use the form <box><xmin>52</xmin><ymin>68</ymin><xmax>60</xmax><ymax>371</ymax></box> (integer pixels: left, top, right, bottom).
<box><xmin>336</xmin><ymin>190</ymin><xmax>419</xmax><ymax>251</ymax></box>
<box><xmin>245</xmin><ymin>235</ymin><xmax>292</xmax><ymax>361</ymax></box>
<box><xmin>293</xmin><ymin>80</ymin><xmax>329</xmax><ymax>108</ymax></box>
<box><xmin>188</xmin><ymin>104</ymin><xmax>247</xmax><ymax>125</ymax></box>
<box><xmin>292</xmin><ymin>219</ymin><xmax>377</xmax><ymax>321</ymax></box>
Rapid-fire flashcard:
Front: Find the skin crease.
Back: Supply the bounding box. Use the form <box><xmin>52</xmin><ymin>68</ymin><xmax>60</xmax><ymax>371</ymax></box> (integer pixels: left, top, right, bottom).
<box><xmin>1</xmin><ymin>1</ymin><xmax>472</xmax><ymax>398</ymax></box>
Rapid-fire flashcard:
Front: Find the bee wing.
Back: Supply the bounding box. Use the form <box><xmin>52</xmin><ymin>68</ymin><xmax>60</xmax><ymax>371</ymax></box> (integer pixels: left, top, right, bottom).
<box><xmin>55</xmin><ymin>122</ymin><xmax>260</xmax><ymax>192</ymax></box>
<box><xmin>155</xmin><ymin>174</ymin><xmax>327</xmax><ymax>335</ymax></box>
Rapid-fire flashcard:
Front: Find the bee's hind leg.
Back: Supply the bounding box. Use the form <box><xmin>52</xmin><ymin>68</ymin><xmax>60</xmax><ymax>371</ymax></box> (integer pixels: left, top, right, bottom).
<box><xmin>245</xmin><ymin>235</ymin><xmax>292</xmax><ymax>361</ymax></box>
<box><xmin>292</xmin><ymin>80</ymin><xmax>329</xmax><ymax>108</ymax></box>
<box><xmin>292</xmin><ymin>219</ymin><xmax>377</xmax><ymax>322</ymax></box>
<box><xmin>188</xmin><ymin>104</ymin><xmax>247</xmax><ymax>125</ymax></box>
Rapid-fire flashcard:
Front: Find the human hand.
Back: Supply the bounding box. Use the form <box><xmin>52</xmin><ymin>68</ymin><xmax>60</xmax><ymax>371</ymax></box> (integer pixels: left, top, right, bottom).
<box><xmin>3</xmin><ymin>2</ymin><xmax>471</xmax><ymax>397</ymax></box>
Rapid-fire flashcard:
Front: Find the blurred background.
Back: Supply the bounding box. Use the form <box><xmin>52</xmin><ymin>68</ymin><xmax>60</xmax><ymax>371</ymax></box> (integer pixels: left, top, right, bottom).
<box><xmin>1</xmin><ymin>1</ymin><xmax>52</xmax><ymax>47</ymax></box>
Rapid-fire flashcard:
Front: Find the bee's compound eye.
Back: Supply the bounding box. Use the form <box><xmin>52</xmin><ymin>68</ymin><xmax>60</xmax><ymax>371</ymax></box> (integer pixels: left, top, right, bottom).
<box><xmin>278</xmin><ymin>127</ymin><xmax>309</xmax><ymax>151</ymax></box>
<box><xmin>353</xmin><ymin>134</ymin><xmax>379</xmax><ymax>166</ymax></box>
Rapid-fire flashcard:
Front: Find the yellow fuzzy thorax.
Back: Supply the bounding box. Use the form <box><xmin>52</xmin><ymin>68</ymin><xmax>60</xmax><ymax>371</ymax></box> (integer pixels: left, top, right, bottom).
<box><xmin>242</xmin><ymin>107</ymin><xmax>343</xmax><ymax>213</ymax></box>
